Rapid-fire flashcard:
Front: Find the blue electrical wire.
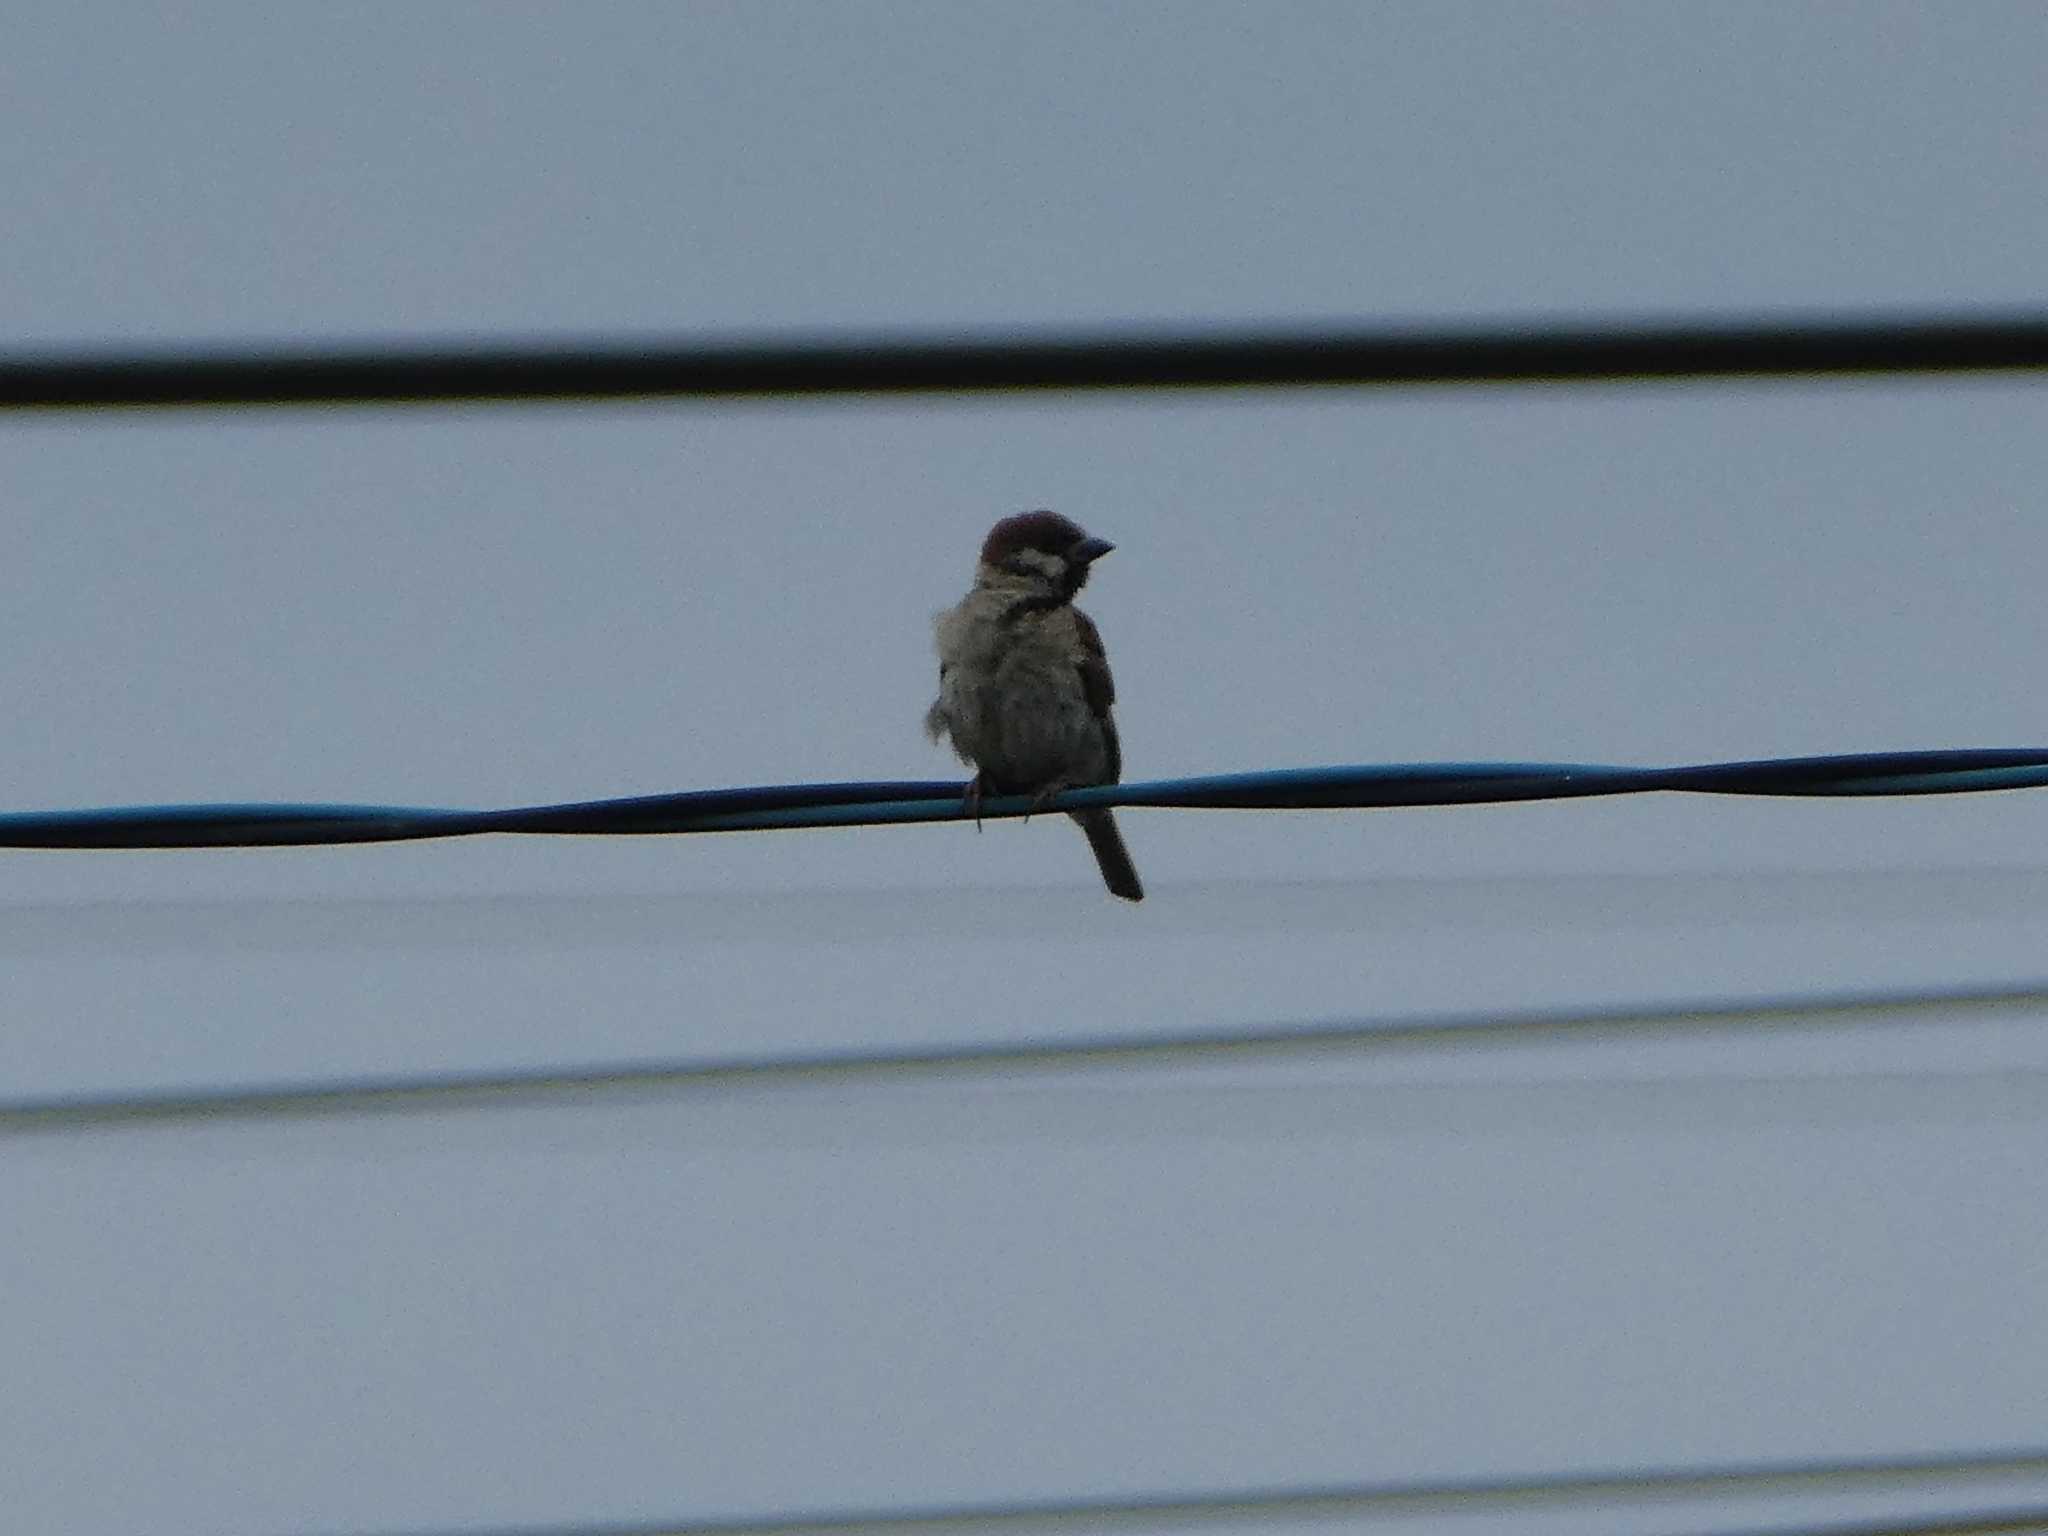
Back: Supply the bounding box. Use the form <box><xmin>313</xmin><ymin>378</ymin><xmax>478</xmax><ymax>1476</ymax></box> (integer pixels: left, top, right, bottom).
<box><xmin>4</xmin><ymin>750</ymin><xmax>2048</xmax><ymax>850</ymax></box>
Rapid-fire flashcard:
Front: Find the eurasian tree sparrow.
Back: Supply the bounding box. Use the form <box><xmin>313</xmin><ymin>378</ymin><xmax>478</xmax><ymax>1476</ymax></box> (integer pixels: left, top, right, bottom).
<box><xmin>925</xmin><ymin>510</ymin><xmax>1144</xmax><ymax>902</ymax></box>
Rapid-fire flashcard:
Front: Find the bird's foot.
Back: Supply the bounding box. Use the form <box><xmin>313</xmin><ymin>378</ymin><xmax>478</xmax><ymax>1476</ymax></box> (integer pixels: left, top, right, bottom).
<box><xmin>1025</xmin><ymin>779</ymin><xmax>1077</xmax><ymax>824</ymax></box>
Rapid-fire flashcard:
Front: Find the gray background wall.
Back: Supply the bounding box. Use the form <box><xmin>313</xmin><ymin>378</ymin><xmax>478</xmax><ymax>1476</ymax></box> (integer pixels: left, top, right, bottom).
<box><xmin>3</xmin><ymin>6</ymin><xmax>2046</xmax><ymax>1533</ymax></box>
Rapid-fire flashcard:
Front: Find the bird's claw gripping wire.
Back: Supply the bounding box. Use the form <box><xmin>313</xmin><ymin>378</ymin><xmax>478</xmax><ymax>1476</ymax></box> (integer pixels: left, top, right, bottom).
<box><xmin>959</xmin><ymin>774</ymin><xmax>1071</xmax><ymax>828</ymax></box>
<box><xmin>1024</xmin><ymin>780</ymin><xmax>1078</xmax><ymax>825</ymax></box>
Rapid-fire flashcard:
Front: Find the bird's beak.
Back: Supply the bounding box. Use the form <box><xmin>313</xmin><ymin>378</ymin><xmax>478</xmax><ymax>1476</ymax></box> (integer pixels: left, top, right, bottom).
<box><xmin>1070</xmin><ymin>536</ymin><xmax>1115</xmax><ymax>564</ymax></box>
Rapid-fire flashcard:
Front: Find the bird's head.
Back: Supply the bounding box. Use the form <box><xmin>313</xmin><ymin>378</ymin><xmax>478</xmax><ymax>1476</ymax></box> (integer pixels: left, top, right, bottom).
<box><xmin>975</xmin><ymin>510</ymin><xmax>1116</xmax><ymax>600</ymax></box>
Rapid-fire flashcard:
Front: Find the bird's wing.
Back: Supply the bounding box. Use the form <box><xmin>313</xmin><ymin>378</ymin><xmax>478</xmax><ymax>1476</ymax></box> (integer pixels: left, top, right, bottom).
<box><xmin>1071</xmin><ymin>610</ymin><xmax>1122</xmax><ymax>783</ymax></box>
<box><xmin>1071</xmin><ymin>610</ymin><xmax>1116</xmax><ymax>715</ymax></box>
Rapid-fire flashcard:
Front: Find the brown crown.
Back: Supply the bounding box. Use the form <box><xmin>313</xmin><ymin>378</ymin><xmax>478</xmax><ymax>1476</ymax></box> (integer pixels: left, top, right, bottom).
<box><xmin>980</xmin><ymin>509</ymin><xmax>1090</xmax><ymax>566</ymax></box>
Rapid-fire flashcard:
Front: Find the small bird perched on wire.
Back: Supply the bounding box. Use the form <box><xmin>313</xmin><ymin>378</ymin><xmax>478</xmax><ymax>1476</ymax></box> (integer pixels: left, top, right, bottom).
<box><xmin>925</xmin><ymin>510</ymin><xmax>1144</xmax><ymax>902</ymax></box>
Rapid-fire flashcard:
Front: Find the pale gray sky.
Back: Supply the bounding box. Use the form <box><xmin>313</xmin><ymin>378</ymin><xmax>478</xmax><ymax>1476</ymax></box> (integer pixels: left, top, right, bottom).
<box><xmin>3</xmin><ymin>6</ymin><xmax>2047</xmax><ymax>1535</ymax></box>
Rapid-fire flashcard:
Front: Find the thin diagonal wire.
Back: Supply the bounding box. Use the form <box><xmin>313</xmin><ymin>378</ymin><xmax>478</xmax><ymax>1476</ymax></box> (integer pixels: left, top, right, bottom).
<box><xmin>7</xmin><ymin>978</ymin><xmax>2046</xmax><ymax>1136</ymax></box>
<box><xmin>3</xmin><ymin>311</ymin><xmax>2046</xmax><ymax>411</ymax></box>
<box><xmin>1692</xmin><ymin>1502</ymin><xmax>2048</xmax><ymax>1536</ymax></box>
<box><xmin>6</xmin><ymin>751</ymin><xmax>2048</xmax><ymax>850</ymax></box>
<box><xmin>286</xmin><ymin>1446</ymin><xmax>2048</xmax><ymax>1536</ymax></box>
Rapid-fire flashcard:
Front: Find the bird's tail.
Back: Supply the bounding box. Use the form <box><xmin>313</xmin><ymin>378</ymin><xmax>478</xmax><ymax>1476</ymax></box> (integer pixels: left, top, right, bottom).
<box><xmin>1072</xmin><ymin>809</ymin><xmax>1144</xmax><ymax>902</ymax></box>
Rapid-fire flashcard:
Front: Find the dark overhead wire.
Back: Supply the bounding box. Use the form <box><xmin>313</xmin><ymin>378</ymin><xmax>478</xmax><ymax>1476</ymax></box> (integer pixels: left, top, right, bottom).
<box><xmin>1693</xmin><ymin>1500</ymin><xmax>2048</xmax><ymax>1536</ymax></box>
<box><xmin>5</xmin><ymin>750</ymin><xmax>2048</xmax><ymax>850</ymax></box>
<box><xmin>7</xmin><ymin>978</ymin><xmax>2045</xmax><ymax>1136</ymax></box>
<box><xmin>2</xmin><ymin>311</ymin><xmax>2045</xmax><ymax>411</ymax></box>
<box><xmin>280</xmin><ymin>1445</ymin><xmax>2048</xmax><ymax>1536</ymax></box>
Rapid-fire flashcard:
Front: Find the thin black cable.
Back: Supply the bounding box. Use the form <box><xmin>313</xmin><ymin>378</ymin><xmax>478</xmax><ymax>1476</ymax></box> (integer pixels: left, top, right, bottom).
<box><xmin>285</xmin><ymin>1446</ymin><xmax>2048</xmax><ymax>1536</ymax></box>
<box><xmin>3</xmin><ymin>311</ymin><xmax>2045</xmax><ymax>411</ymax></box>
<box><xmin>5</xmin><ymin>750</ymin><xmax>2048</xmax><ymax>850</ymax></box>
<box><xmin>7</xmin><ymin>978</ymin><xmax>2044</xmax><ymax>1136</ymax></box>
<box><xmin>1692</xmin><ymin>1501</ymin><xmax>2048</xmax><ymax>1536</ymax></box>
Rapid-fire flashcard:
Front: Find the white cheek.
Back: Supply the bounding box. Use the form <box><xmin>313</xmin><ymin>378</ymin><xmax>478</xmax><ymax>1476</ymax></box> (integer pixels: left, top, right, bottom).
<box><xmin>1014</xmin><ymin>550</ymin><xmax>1067</xmax><ymax>582</ymax></box>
